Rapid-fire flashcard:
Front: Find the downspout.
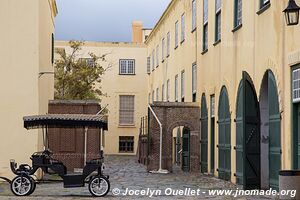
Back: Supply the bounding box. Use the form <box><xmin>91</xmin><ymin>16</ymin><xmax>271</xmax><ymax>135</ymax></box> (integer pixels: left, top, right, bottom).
<box><xmin>84</xmin><ymin>127</ymin><xmax>88</xmax><ymax>166</ymax></box>
<box><xmin>148</xmin><ymin>104</ymin><xmax>169</xmax><ymax>174</ymax></box>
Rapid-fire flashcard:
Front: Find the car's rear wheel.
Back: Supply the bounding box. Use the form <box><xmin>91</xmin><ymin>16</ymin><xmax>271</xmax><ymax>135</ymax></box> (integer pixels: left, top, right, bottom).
<box><xmin>88</xmin><ymin>176</ymin><xmax>110</xmax><ymax>197</ymax></box>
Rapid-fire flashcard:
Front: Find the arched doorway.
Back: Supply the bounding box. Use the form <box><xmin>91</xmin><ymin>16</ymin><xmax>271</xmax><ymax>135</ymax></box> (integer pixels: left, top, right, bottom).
<box><xmin>218</xmin><ymin>86</ymin><xmax>231</xmax><ymax>181</ymax></box>
<box><xmin>236</xmin><ymin>72</ymin><xmax>261</xmax><ymax>189</ymax></box>
<box><xmin>259</xmin><ymin>70</ymin><xmax>281</xmax><ymax>190</ymax></box>
<box><xmin>201</xmin><ymin>94</ymin><xmax>208</xmax><ymax>173</ymax></box>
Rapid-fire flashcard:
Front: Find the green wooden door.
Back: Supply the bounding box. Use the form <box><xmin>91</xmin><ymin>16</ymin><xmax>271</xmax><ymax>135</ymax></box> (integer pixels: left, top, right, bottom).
<box><xmin>182</xmin><ymin>127</ymin><xmax>190</xmax><ymax>172</ymax></box>
<box><xmin>268</xmin><ymin>71</ymin><xmax>281</xmax><ymax>190</ymax></box>
<box><xmin>176</xmin><ymin>128</ymin><xmax>181</xmax><ymax>165</ymax></box>
<box><xmin>218</xmin><ymin>87</ymin><xmax>231</xmax><ymax>181</ymax></box>
<box><xmin>201</xmin><ymin>94</ymin><xmax>208</xmax><ymax>173</ymax></box>
<box><xmin>236</xmin><ymin>72</ymin><xmax>261</xmax><ymax>189</ymax></box>
<box><xmin>236</xmin><ymin>81</ymin><xmax>244</xmax><ymax>185</ymax></box>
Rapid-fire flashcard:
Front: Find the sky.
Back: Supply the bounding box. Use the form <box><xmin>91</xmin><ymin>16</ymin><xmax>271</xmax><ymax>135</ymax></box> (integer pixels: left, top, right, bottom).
<box><xmin>55</xmin><ymin>0</ymin><xmax>171</xmax><ymax>42</ymax></box>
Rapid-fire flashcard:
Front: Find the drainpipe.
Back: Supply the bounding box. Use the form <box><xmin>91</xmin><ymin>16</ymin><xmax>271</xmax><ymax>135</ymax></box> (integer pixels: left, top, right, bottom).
<box><xmin>148</xmin><ymin>105</ymin><xmax>169</xmax><ymax>174</ymax></box>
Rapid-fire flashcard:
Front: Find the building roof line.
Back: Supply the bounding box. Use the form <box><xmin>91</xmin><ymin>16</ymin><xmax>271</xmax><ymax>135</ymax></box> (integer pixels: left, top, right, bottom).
<box><xmin>145</xmin><ymin>0</ymin><xmax>177</xmax><ymax>44</ymax></box>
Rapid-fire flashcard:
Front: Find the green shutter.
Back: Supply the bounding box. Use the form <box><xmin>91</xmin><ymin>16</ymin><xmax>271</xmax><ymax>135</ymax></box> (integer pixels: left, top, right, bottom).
<box><xmin>182</xmin><ymin>128</ymin><xmax>190</xmax><ymax>172</ymax></box>
<box><xmin>201</xmin><ymin>94</ymin><xmax>208</xmax><ymax>173</ymax></box>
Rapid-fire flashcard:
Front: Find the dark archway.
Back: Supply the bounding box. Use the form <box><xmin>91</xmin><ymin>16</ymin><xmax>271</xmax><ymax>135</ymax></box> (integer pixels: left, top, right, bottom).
<box><xmin>259</xmin><ymin>70</ymin><xmax>281</xmax><ymax>190</ymax></box>
<box><xmin>201</xmin><ymin>94</ymin><xmax>208</xmax><ymax>173</ymax></box>
<box><xmin>218</xmin><ymin>86</ymin><xmax>231</xmax><ymax>181</ymax></box>
<box><xmin>236</xmin><ymin>72</ymin><xmax>261</xmax><ymax>189</ymax></box>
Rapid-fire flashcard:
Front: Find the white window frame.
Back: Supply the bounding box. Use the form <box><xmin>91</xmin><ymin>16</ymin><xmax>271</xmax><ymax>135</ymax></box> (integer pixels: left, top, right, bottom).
<box><xmin>181</xmin><ymin>70</ymin><xmax>185</xmax><ymax>98</ymax></box>
<box><xmin>167</xmin><ymin>32</ymin><xmax>170</xmax><ymax>56</ymax></box>
<box><xmin>181</xmin><ymin>13</ymin><xmax>185</xmax><ymax>42</ymax></box>
<box><xmin>192</xmin><ymin>0</ymin><xmax>197</xmax><ymax>31</ymax></box>
<box><xmin>167</xmin><ymin>79</ymin><xmax>170</xmax><ymax>101</ymax></box>
<box><xmin>293</xmin><ymin>69</ymin><xmax>300</xmax><ymax>103</ymax></box>
<box><xmin>156</xmin><ymin>45</ymin><xmax>159</xmax><ymax>67</ymax></box>
<box><xmin>119</xmin><ymin>95</ymin><xmax>135</xmax><ymax>125</ymax></box>
<box><xmin>175</xmin><ymin>75</ymin><xmax>179</xmax><ymax>101</ymax></box>
<box><xmin>175</xmin><ymin>21</ymin><xmax>179</xmax><ymax>48</ymax></box>
<box><xmin>192</xmin><ymin>63</ymin><xmax>197</xmax><ymax>94</ymax></box>
<box><xmin>119</xmin><ymin>59</ymin><xmax>135</xmax><ymax>75</ymax></box>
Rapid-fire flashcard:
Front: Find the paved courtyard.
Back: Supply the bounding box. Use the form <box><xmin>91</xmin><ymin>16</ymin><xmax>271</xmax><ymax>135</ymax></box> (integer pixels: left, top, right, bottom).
<box><xmin>0</xmin><ymin>156</ymin><xmax>274</xmax><ymax>199</ymax></box>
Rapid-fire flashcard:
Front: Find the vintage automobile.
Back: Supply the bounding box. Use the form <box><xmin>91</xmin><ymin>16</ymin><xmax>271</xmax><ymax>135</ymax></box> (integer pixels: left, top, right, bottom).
<box><xmin>8</xmin><ymin>114</ymin><xmax>110</xmax><ymax>197</ymax></box>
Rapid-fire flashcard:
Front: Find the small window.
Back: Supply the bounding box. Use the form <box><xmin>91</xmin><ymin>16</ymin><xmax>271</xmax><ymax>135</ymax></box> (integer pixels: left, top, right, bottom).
<box><xmin>119</xmin><ymin>59</ymin><xmax>135</xmax><ymax>75</ymax></box>
<box><xmin>260</xmin><ymin>0</ymin><xmax>270</xmax><ymax>9</ymax></box>
<box><xmin>181</xmin><ymin>70</ymin><xmax>185</xmax><ymax>99</ymax></box>
<box><xmin>167</xmin><ymin>32</ymin><xmax>170</xmax><ymax>56</ymax></box>
<box><xmin>234</xmin><ymin>0</ymin><xmax>242</xmax><ymax>28</ymax></box>
<box><xmin>215</xmin><ymin>0</ymin><xmax>221</xmax><ymax>42</ymax></box>
<box><xmin>162</xmin><ymin>84</ymin><xmax>165</xmax><ymax>101</ymax></box>
<box><xmin>203</xmin><ymin>24</ymin><xmax>208</xmax><ymax>51</ymax></box>
<box><xmin>192</xmin><ymin>0</ymin><xmax>197</xmax><ymax>31</ymax></box>
<box><xmin>147</xmin><ymin>57</ymin><xmax>151</xmax><ymax>74</ymax></box>
<box><xmin>175</xmin><ymin>21</ymin><xmax>179</xmax><ymax>48</ymax></box>
<box><xmin>156</xmin><ymin>88</ymin><xmax>159</xmax><ymax>101</ymax></box>
<box><xmin>156</xmin><ymin>45</ymin><xmax>159</xmax><ymax>67</ymax></box>
<box><xmin>119</xmin><ymin>95</ymin><xmax>135</xmax><ymax>125</ymax></box>
<box><xmin>175</xmin><ymin>75</ymin><xmax>179</xmax><ymax>102</ymax></box>
<box><xmin>119</xmin><ymin>136</ymin><xmax>134</xmax><ymax>153</ymax></box>
<box><xmin>167</xmin><ymin>79</ymin><xmax>170</xmax><ymax>101</ymax></box>
<box><xmin>152</xmin><ymin>51</ymin><xmax>155</xmax><ymax>71</ymax></box>
<box><xmin>293</xmin><ymin>69</ymin><xmax>300</xmax><ymax>103</ymax></box>
<box><xmin>181</xmin><ymin>13</ymin><xmax>185</xmax><ymax>42</ymax></box>
<box><xmin>152</xmin><ymin>90</ymin><xmax>155</xmax><ymax>103</ymax></box>
<box><xmin>192</xmin><ymin>63</ymin><xmax>197</xmax><ymax>95</ymax></box>
<box><xmin>203</xmin><ymin>0</ymin><xmax>208</xmax><ymax>24</ymax></box>
<box><xmin>162</xmin><ymin>38</ymin><xmax>165</xmax><ymax>61</ymax></box>
<box><xmin>51</xmin><ymin>33</ymin><xmax>54</xmax><ymax>64</ymax></box>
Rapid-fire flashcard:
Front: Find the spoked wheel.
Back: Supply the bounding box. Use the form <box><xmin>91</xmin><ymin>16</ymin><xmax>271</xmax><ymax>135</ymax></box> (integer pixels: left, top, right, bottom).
<box><xmin>10</xmin><ymin>175</ymin><xmax>34</xmax><ymax>196</ymax></box>
<box><xmin>88</xmin><ymin>176</ymin><xmax>110</xmax><ymax>197</ymax></box>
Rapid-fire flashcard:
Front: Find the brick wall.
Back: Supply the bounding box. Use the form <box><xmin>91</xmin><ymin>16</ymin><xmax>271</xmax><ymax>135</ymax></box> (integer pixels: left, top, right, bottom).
<box><xmin>146</xmin><ymin>102</ymin><xmax>200</xmax><ymax>173</ymax></box>
<box><xmin>48</xmin><ymin>100</ymin><xmax>101</xmax><ymax>171</ymax></box>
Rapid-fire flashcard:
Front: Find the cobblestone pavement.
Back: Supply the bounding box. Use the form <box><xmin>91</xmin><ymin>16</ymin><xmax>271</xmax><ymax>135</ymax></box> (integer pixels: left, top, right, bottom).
<box><xmin>0</xmin><ymin>156</ymin><xmax>275</xmax><ymax>200</ymax></box>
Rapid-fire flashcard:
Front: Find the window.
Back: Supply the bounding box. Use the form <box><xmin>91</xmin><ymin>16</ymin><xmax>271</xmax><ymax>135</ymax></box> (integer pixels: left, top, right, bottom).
<box><xmin>167</xmin><ymin>32</ymin><xmax>170</xmax><ymax>56</ymax></box>
<box><xmin>260</xmin><ymin>0</ymin><xmax>270</xmax><ymax>8</ymax></box>
<box><xmin>203</xmin><ymin>0</ymin><xmax>209</xmax><ymax>51</ymax></box>
<box><xmin>175</xmin><ymin>21</ymin><xmax>179</xmax><ymax>48</ymax></box>
<box><xmin>119</xmin><ymin>95</ymin><xmax>135</xmax><ymax>125</ymax></box>
<box><xmin>51</xmin><ymin>33</ymin><xmax>54</xmax><ymax>64</ymax></box>
<box><xmin>234</xmin><ymin>0</ymin><xmax>242</xmax><ymax>28</ymax></box>
<box><xmin>181</xmin><ymin>70</ymin><xmax>185</xmax><ymax>99</ymax></box>
<box><xmin>211</xmin><ymin>95</ymin><xmax>215</xmax><ymax>117</ymax></box>
<box><xmin>162</xmin><ymin>38</ymin><xmax>165</xmax><ymax>61</ymax></box>
<box><xmin>156</xmin><ymin>45</ymin><xmax>159</xmax><ymax>67</ymax></box>
<box><xmin>192</xmin><ymin>63</ymin><xmax>197</xmax><ymax>102</ymax></box>
<box><xmin>293</xmin><ymin>69</ymin><xmax>300</xmax><ymax>103</ymax></box>
<box><xmin>156</xmin><ymin>88</ymin><xmax>159</xmax><ymax>101</ymax></box>
<box><xmin>147</xmin><ymin>57</ymin><xmax>151</xmax><ymax>74</ymax></box>
<box><xmin>119</xmin><ymin>136</ymin><xmax>134</xmax><ymax>153</ymax></box>
<box><xmin>167</xmin><ymin>79</ymin><xmax>170</xmax><ymax>101</ymax></box>
<box><xmin>148</xmin><ymin>93</ymin><xmax>151</xmax><ymax>104</ymax></box>
<box><xmin>152</xmin><ymin>90</ymin><xmax>155</xmax><ymax>103</ymax></box>
<box><xmin>215</xmin><ymin>0</ymin><xmax>221</xmax><ymax>42</ymax></box>
<box><xmin>175</xmin><ymin>75</ymin><xmax>179</xmax><ymax>102</ymax></box>
<box><xmin>192</xmin><ymin>0</ymin><xmax>197</xmax><ymax>31</ymax></box>
<box><xmin>203</xmin><ymin>24</ymin><xmax>208</xmax><ymax>51</ymax></box>
<box><xmin>119</xmin><ymin>59</ymin><xmax>135</xmax><ymax>75</ymax></box>
<box><xmin>162</xmin><ymin>84</ymin><xmax>165</xmax><ymax>101</ymax></box>
<box><xmin>181</xmin><ymin>13</ymin><xmax>185</xmax><ymax>42</ymax></box>
<box><xmin>152</xmin><ymin>50</ymin><xmax>155</xmax><ymax>71</ymax></box>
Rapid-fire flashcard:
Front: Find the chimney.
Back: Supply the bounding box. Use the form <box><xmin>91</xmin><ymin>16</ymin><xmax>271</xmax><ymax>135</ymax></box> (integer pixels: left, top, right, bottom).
<box><xmin>132</xmin><ymin>21</ymin><xmax>143</xmax><ymax>43</ymax></box>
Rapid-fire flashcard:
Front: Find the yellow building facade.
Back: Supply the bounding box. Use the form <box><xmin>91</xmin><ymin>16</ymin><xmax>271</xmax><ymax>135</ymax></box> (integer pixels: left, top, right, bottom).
<box><xmin>55</xmin><ymin>39</ymin><xmax>148</xmax><ymax>155</ymax></box>
<box><xmin>0</xmin><ymin>0</ymin><xmax>58</xmax><ymax>178</ymax></box>
<box><xmin>146</xmin><ymin>0</ymin><xmax>300</xmax><ymax>190</ymax></box>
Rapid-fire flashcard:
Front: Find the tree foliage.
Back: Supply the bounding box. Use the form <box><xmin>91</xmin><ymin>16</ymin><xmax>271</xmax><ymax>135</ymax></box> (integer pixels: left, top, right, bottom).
<box><xmin>54</xmin><ymin>40</ymin><xmax>107</xmax><ymax>101</ymax></box>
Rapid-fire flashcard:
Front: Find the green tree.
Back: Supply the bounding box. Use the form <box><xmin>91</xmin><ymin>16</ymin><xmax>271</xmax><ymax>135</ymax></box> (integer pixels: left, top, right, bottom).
<box><xmin>54</xmin><ymin>40</ymin><xmax>107</xmax><ymax>101</ymax></box>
